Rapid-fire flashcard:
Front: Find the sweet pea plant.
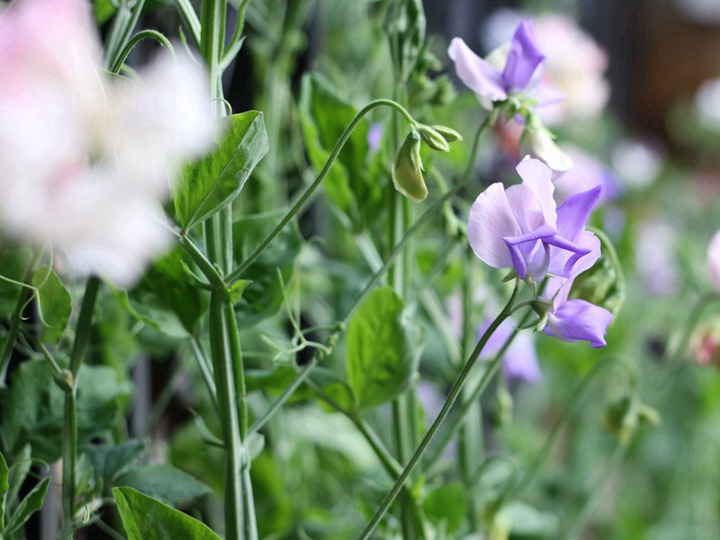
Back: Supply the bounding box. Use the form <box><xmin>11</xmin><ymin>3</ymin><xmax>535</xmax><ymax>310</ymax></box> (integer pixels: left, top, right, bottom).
<box><xmin>3</xmin><ymin>0</ymin><xmax>693</xmax><ymax>538</ymax></box>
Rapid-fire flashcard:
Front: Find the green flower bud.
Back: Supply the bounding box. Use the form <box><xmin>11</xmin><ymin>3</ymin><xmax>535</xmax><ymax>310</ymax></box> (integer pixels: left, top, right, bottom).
<box><xmin>430</xmin><ymin>124</ymin><xmax>463</xmax><ymax>143</ymax></box>
<box><xmin>416</xmin><ymin>124</ymin><xmax>450</xmax><ymax>152</ymax></box>
<box><xmin>569</xmin><ymin>232</ymin><xmax>625</xmax><ymax>317</ymax></box>
<box><xmin>392</xmin><ymin>130</ymin><xmax>428</xmax><ymax>202</ymax></box>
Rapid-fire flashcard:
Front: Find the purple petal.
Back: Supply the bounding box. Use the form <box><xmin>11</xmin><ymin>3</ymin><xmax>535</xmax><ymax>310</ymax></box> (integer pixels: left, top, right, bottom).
<box><xmin>502</xmin><ymin>19</ymin><xmax>545</xmax><ymax>92</ymax></box>
<box><xmin>544</xmin><ymin>298</ymin><xmax>613</xmax><ymax>348</ymax></box>
<box><xmin>479</xmin><ymin>319</ymin><xmax>541</xmax><ymax>384</ymax></box>
<box><xmin>556</xmin><ymin>186</ymin><xmax>601</xmax><ymax>240</ymax></box>
<box><xmin>468</xmin><ymin>182</ymin><xmax>522</xmax><ymax>269</ymax></box>
<box><xmin>547</xmin><ymin>230</ymin><xmax>600</xmax><ymax>280</ymax></box>
<box><xmin>532</xmin><ymin>82</ymin><xmax>566</xmax><ymax>107</ymax></box>
<box><xmin>448</xmin><ymin>37</ymin><xmax>508</xmax><ymax>102</ymax></box>
<box><xmin>503</xmin><ymin>225</ymin><xmax>555</xmax><ymax>279</ymax></box>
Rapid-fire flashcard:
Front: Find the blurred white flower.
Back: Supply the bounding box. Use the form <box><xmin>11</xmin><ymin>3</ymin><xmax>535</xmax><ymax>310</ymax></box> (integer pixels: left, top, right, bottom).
<box><xmin>552</xmin><ymin>145</ymin><xmax>621</xmax><ymax>203</ymax></box>
<box><xmin>0</xmin><ymin>0</ymin><xmax>214</xmax><ymax>287</ymax></box>
<box><xmin>532</xmin><ymin>14</ymin><xmax>610</xmax><ymax>125</ymax></box>
<box><xmin>611</xmin><ymin>138</ymin><xmax>664</xmax><ymax>188</ymax></box>
<box><xmin>695</xmin><ymin>77</ymin><xmax>720</xmax><ymax>130</ymax></box>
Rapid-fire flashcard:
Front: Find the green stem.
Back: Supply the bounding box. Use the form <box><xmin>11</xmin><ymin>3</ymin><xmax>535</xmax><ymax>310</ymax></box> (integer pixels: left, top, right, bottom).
<box><xmin>209</xmin><ymin>291</ymin><xmax>245</xmax><ymax>540</ymax></box>
<box><xmin>460</xmin><ymin>110</ymin><xmax>497</xmax><ymax>182</ymax></box>
<box><xmin>358</xmin><ymin>279</ymin><xmax>520</xmax><ymax>539</ymax></box>
<box><xmin>247</xmin><ymin>183</ymin><xmax>468</xmax><ymax>436</ymax></box>
<box><xmin>500</xmin><ymin>358</ymin><xmax>611</xmax><ymax>505</ymax></box>
<box><xmin>61</xmin><ymin>276</ymin><xmax>101</xmax><ymax>539</ymax></box>
<box><xmin>179</xmin><ymin>234</ymin><xmax>227</xmax><ymax>289</ymax></box>
<box><xmin>175</xmin><ymin>0</ymin><xmax>202</xmax><ymax>47</ymax></box>
<box><xmin>104</xmin><ymin>0</ymin><xmax>146</xmax><ymax>72</ymax></box>
<box><xmin>190</xmin><ymin>336</ymin><xmax>218</xmax><ymax>411</ymax></box>
<box><xmin>110</xmin><ymin>29</ymin><xmax>175</xmax><ymax>75</ymax></box>
<box><xmin>0</xmin><ymin>250</ymin><xmax>43</xmax><ymax>388</ymax></box>
<box><xmin>226</xmin><ymin>98</ymin><xmax>416</xmax><ymax>282</ymax></box>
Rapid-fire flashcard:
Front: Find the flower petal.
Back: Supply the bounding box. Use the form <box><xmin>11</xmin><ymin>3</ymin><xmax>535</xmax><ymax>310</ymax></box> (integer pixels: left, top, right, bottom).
<box><xmin>468</xmin><ymin>182</ymin><xmax>521</xmax><ymax>269</ymax></box>
<box><xmin>544</xmin><ymin>298</ymin><xmax>613</xmax><ymax>348</ymax></box>
<box><xmin>556</xmin><ymin>186</ymin><xmax>601</xmax><ymax>239</ymax></box>
<box><xmin>708</xmin><ymin>230</ymin><xmax>720</xmax><ymax>291</ymax></box>
<box><xmin>502</xmin><ymin>19</ymin><xmax>545</xmax><ymax>92</ymax></box>
<box><xmin>515</xmin><ymin>157</ymin><xmax>557</xmax><ymax>227</ymax></box>
<box><xmin>448</xmin><ymin>37</ymin><xmax>507</xmax><ymax>102</ymax></box>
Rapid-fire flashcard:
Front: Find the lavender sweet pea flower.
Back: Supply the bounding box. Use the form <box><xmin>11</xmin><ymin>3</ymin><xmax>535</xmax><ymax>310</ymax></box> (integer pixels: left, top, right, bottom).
<box><xmin>468</xmin><ymin>157</ymin><xmax>595</xmax><ymax>281</ymax></box>
<box><xmin>542</xmin><ymin>232</ymin><xmax>613</xmax><ymax>348</ymax></box>
<box><xmin>448</xmin><ymin>19</ymin><xmax>563</xmax><ymax>109</ymax></box>
<box><xmin>479</xmin><ymin>319</ymin><xmax>541</xmax><ymax>383</ymax></box>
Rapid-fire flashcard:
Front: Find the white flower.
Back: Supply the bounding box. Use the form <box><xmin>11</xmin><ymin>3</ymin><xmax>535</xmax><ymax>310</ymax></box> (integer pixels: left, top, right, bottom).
<box><xmin>0</xmin><ymin>0</ymin><xmax>214</xmax><ymax>287</ymax></box>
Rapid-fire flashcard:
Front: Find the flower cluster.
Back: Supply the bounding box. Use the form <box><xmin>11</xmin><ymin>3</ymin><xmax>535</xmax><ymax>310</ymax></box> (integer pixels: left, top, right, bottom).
<box><xmin>0</xmin><ymin>0</ymin><xmax>214</xmax><ymax>287</ymax></box>
<box><xmin>468</xmin><ymin>157</ymin><xmax>613</xmax><ymax>348</ymax></box>
<box><xmin>448</xmin><ymin>19</ymin><xmax>570</xmax><ymax>171</ymax></box>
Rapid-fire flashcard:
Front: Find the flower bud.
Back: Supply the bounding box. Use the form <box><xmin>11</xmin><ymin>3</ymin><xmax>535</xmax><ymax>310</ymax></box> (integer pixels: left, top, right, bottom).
<box><xmin>392</xmin><ymin>130</ymin><xmax>428</xmax><ymax>202</ymax></box>
<box><xmin>527</xmin><ymin>128</ymin><xmax>572</xmax><ymax>172</ymax></box>
<box><xmin>430</xmin><ymin>124</ymin><xmax>463</xmax><ymax>143</ymax></box>
<box><xmin>416</xmin><ymin>124</ymin><xmax>450</xmax><ymax>152</ymax></box>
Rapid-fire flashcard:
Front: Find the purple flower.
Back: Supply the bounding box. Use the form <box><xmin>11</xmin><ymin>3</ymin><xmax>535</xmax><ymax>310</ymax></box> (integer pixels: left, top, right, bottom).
<box><xmin>367</xmin><ymin>123</ymin><xmax>383</xmax><ymax>153</ymax></box>
<box><xmin>479</xmin><ymin>319</ymin><xmax>541</xmax><ymax>384</ymax></box>
<box><xmin>448</xmin><ymin>19</ymin><xmax>563</xmax><ymax>109</ymax></box>
<box><xmin>542</xmin><ymin>234</ymin><xmax>613</xmax><ymax>348</ymax></box>
<box><xmin>468</xmin><ymin>157</ymin><xmax>599</xmax><ymax>281</ymax></box>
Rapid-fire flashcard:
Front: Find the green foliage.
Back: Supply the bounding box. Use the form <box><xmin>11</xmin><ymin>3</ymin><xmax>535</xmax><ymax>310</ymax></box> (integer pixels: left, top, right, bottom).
<box><xmin>0</xmin><ymin>245</ymin><xmax>32</xmax><ymax>320</ymax></box>
<box><xmin>113</xmin><ymin>486</ymin><xmax>220</xmax><ymax>540</ymax></box>
<box><xmin>232</xmin><ymin>212</ymin><xmax>302</xmax><ymax>327</ymax></box>
<box><xmin>423</xmin><ymin>482</ymin><xmax>467</xmax><ymax>535</ymax></box>
<box><xmin>0</xmin><ymin>451</ymin><xmax>50</xmax><ymax>538</ymax></box>
<box><xmin>346</xmin><ymin>287</ymin><xmax>420</xmax><ymax>410</ymax></box>
<box><xmin>115</xmin><ymin>465</ymin><xmax>211</xmax><ymax>506</ymax></box>
<box><xmin>174</xmin><ymin>111</ymin><xmax>269</xmax><ymax>231</ymax></box>
<box><xmin>1</xmin><ymin>360</ymin><xmax>131</xmax><ymax>462</ymax></box>
<box><xmin>31</xmin><ymin>265</ymin><xmax>72</xmax><ymax>345</ymax></box>
<box><xmin>120</xmin><ymin>247</ymin><xmax>209</xmax><ymax>338</ymax></box>
<box><xmin>299</xmin><ymin>74</ymin><xmax>384</xmax><ymax>232</ymax></box>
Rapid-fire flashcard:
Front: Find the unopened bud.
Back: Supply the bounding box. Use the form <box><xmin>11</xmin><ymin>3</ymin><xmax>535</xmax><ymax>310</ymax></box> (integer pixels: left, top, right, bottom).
<box><xmin>392</xmin><ymin>130</ymin><xmax>428</xmax><ymax>202</ymax></box>
<box><xmin>430</xmin><ymin>124</ymin><xmax>463</xmax><ymax>143</ymax></box>
<box><xmin>416</xmin><ymin>124</ymin><xmax>450</xmax><ymax>152</ymax></box>
<box><xmin>527</xmin><ymin>128</ymin><xmax>572</xmax><ymax>172</ymax></box>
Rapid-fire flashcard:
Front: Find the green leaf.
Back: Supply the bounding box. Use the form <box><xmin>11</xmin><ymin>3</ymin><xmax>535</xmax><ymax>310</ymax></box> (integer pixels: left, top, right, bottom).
<box><xmin>346</xmin><ymin>287</ymin><xmax>419</xmax><ymax>409</ymax></box>
<box><xmin>93</xmin><ymin>0</ymin><xmax>116</xmax><ymax>24</ymax></box>
<box><xmin>4</xmin><ymin>477</ymin><xmax>50</xmax><ymax>536</ymax></box>
<box><xmin>0</xmin><ymin>244</ymin><xmax>33</xmax><ymax>320</ymax></box>
<box><xmin>298</xmin><ymin>74</ymin><xmax>383</xmax><ymax>232</ymax></box>
<box><xmin>5</xmin><ymin>446</ymin><xmax>31</xmax><ymax>519</ymax></box>
<box><xmin>113</xmin><ymin>486</ymin><xmax>220</xmax><ymax>540</ymax></box>
<box><xmin>174</xmin><ymin>111</ymin><xmax>269</xmax><ymax>231</ymax></box>
<box><xmin>232</xmin><ymin>212</ymin><xmax>302</xmax><ymax>327</ymax></box>
<box><xmin>228</xmin><ymin>279</ymin><xmax>251</xmax><ymax>305</ymax></box>
<box><xmin>0</xmin><ymin>360</ymin><xmax>132</xmax><ymax>462</ymax></box>
<box><xmin>31</xmin><ymin>266</ymin><xmax>72</xmax><ymax>345</ymax></box>
<box><xmin>0</xmin><ymin>451</ymin><xmax>8</xmax><ymax>532</ymax></box>
<box><xmin>423</xmin><ymin>482</ymin><xmax>467</xmax><ymax>534</ymax></box>
<box><xmin>121</xmin><ymin>247</ymin><xmax>209</xmax><ymax>337</ymax></box>
<box><xmin>115</xmin><ymin>464</ymin><xmax>211</xmax><ymax>506</ymax></box>
<box><xmin>84</xmin><ymin>440</ymin><xmax>146</xmax><ymax>496</ymax></box>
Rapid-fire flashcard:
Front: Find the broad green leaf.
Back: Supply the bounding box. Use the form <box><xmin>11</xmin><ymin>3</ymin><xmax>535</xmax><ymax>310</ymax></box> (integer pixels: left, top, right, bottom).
<box><xmin>0</xmin><ymin>360</ymin><xmax>132</xmax><ymax>462</ymax></box>
<box><xmin>346</xmin><ymin>287</ymin><xmax>419</xmax><ymax>409</ymax></box>
<box><xmin>115</xmin><ymin>464</ymin><xmax>211</xmax><ymax>506</ymax></box>
<box><xmin>84</xmin><ymin>440</ymin><xmax>145</xmax><ymax>496</ymax></box>
<box><xmin>232</xmin><ymin>212</ymin><xmax>302</xmax><ymax>327</ymax></box>
<box><xmin>31</xmin><ymin>266</ymin><xmax>72</xmax><ymax>345</ymax></box>
<box><xmin>113</xmin><ymin>486</ymin><xmax>220</xmax><ymax>540</ymax></box>
<box><xmin>423</xmin><ymin>482</ymin><xmax>467</xmax><ymax>534</ymax></box>
<box><xmin>0</xmin><ymin>451</ymin><xmax>8</xmax><ymax>532</ymax></box>
<box><xmin>3</xmin><ymin>477</ymin><xmax>50</xmax><ymax>536</ymax></box>
<box><xmin>174</xmin><ymin>111</ymin><xmax>269</xmax><ymax>231</ymax></box>
<box><xmin>298</xmin><ymin>74</ymin><xmax>383</xmax><ymax>232</ymax></box>
<box><xmin>121</xmin><ymin>247</ymin><xmax>209</xmax><ymax>337</ymax></box>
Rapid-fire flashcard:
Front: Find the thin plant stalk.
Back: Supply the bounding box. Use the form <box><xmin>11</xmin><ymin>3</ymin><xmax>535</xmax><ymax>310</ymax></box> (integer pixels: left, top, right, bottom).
<box><xmin>358</xmin><ymin>279</ymin><xmax>520</xmax><ymax>539</ymax></box>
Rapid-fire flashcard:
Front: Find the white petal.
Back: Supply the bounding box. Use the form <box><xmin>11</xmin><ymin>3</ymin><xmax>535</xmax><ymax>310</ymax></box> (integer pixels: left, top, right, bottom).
<box><xmin>468</xmin><ymin>183</ymin><xmax>521</xmax><ymax>268</ymax></box>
